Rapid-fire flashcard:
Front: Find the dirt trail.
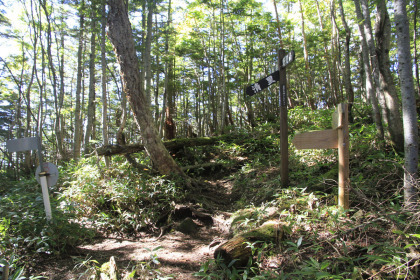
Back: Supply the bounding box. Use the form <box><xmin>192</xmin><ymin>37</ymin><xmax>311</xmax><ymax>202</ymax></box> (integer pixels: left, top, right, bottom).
<box><xmin>36</xmin><ymin>180</ymin><xmax>235</xmax><ymax>279</ymax></box>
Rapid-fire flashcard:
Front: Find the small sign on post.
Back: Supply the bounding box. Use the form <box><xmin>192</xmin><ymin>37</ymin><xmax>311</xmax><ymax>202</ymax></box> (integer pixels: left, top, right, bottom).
<box><xmin>246</xmin><ymin>49</ymin><xmax>295</xmax><ymax>188</ymax></box>
<box><xmin>246</xmin><ymin>71</ymin><xmax>280</xmax><ymax>96</ymax></box>
<box><xmin>5</xmin><ymin>136</ymin><xmax>55</xmax><ymax>221</ymax></box>
<box><xmin>6</xmin><ymin>137</ymin><xmax>38</xmax><ymax>153</ymax></box>
<box><xmin>292</xmin><ymin>103</ymin><xmax>350</xmax><ymax>209</ymax></box>
<box><xmin>282</xmin><ymin>50</ymin><xmax>295</xmax><ymax>68</ymax></box>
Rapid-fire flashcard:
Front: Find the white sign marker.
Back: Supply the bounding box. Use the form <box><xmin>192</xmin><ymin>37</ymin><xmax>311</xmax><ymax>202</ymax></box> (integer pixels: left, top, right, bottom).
<box><xmin>6</xmin><ymin>137</ymin><xmax>39</xmax><ymax>153</ymax></box>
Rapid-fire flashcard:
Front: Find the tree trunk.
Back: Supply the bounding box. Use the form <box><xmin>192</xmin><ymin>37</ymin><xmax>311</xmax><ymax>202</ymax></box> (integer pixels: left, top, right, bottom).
<box><xmin>394</xmin><ymin>0</ymin><xmax>419</xmax><ymax>208</ymax></box>
<box><xmin>375</xmin><ymin>0</ymin><xmax>404</xmax><ymax>152</ymax></box>
<box><xmin>354</xmin><ymin>0</ymin><xmax>384</xmax><ymax>139</ymax></box>
<box><xmin>163</xmin><ymin>0</ymin><xmax>176</xmax><ymax>140</ymax></box>
<box><xmin>84</xmin><ymin>3</ymin><xmax>97</xmax><ymax>154</ymax></box>
<box><xmin>273</xmin><ymin>0</ymin><xmax>283</xmax><ymax>46</ymax></box>
<box><xmin>298</xmin><ymin>0</ymin><xmax>314</xmax><ymax>109</ymax></box>
<box><xmin>315</xmin><ymin>0</ymin><xmax>335</xmax><ymax>105</ymax></box>
<box><xmin>413</xmin><ymin>0</ymin><xmax>420</xmax><ymax>98</ymax></box>
<box><xmin>360</xmin><ymin>0</ymin><xmax>390</xmax><ymax>140</ymax></box>
<box><xmin>144</xmin><ymin>1</ymin><xmax>154</xmax><ymax>104</ymax></box>
<box><xmin>58</xmin><ymin>3</ymin><xmax>66</xmax><ymax>159</ymax></box>
<box><xmin>219</xmin><ymin>0</ymin><xmax>228</xmax><ymax>133</ymax></box>
<box><xmin>338</xmin><ymin>0</ymin><xmax>355</xmax><ymax>121</ymax></box>
<box><xmin>39</xmin><ymin>0</ymin><xmax>65</xmax><ymax>160</ymax></box>
<box><xmin>101</xmin><ymin>0</ymin><xmax>109</xmax><ymax>167</ymax></box>
<box><xmin>107</xmin><ymin>0</ymin><xmax>186</xmax><ymax>177</ymax></box>
<box><xmin>73</xmin><ymin>0</ymin><xmax>85</xmax><ymax>160</ymax></box>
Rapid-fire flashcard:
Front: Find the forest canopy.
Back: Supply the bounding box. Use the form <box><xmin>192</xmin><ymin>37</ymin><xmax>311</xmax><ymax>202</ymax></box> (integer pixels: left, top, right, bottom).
<box><xmin>0</xmin><ymin>0</ymin><xmax>418</xmax><ymax>197</ymax></box>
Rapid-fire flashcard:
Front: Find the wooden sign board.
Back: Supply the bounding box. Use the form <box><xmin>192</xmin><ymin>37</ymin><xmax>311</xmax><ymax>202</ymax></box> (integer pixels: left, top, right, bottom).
<box><xmin>246</xmin><ymin>70</ymin><xmax>280</xmax><ymax>96</ymax></box>
<box><xmin>293</xmin><ymin>129</ymin><xmax>338</xmax><ymax>149</ymax></box>
<box><xmin>292</xmin><ymin>103</ymin><xmax>350</xmax><ymax>209</ymax></box>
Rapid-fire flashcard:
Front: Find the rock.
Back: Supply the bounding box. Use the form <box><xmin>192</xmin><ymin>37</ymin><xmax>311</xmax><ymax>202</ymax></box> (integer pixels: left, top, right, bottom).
<box><xmin>100</xmin><ymin>256</ymin><xmax>118</xmax><ymax>280</ymax></box>
<box><xmin>176</xmin><ymin>217</ymin><xmax>201</xmax><ymax>235</ymax></box>
<box><xmin>214</xmin><ymin>221</ymin><xmax>287</xmax><ymax>267</ymax></box>
<box><xmin>172</xmin><ymin>204</ymin><xmax>213</xmax><ymax>226</ymax></box>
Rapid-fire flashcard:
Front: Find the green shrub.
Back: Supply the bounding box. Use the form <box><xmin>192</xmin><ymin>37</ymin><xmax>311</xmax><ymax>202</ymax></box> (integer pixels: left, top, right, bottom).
<box><xmin>0</xmin><ymin>174</ymin><xmax>94</xmax><ymax>278</ymax></box>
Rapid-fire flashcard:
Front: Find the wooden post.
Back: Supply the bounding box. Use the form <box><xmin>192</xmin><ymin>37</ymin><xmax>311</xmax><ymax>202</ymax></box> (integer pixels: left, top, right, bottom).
<box><xmin>292</xmin><ymin>103</ymin><xmax>350</xmax><ymax>209</ymax></box>
<box><xmin>333</xmin><ymin>104</ymin><xmax>350</xmax><ymax>209</ymax></box>
<box><xmin>245</xmin><ymin>49</ymin><xmax>294</xmax><ymax>188</ymax></box>
<box><xmin>279</xmin><ymin>49</ymin><xmax>289</xmax><ymax>187</ymax></box>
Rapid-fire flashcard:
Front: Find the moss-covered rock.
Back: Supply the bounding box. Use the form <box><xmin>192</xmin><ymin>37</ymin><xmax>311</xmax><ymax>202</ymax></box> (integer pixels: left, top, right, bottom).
<box><xmin>214</xmin><ymin>221</ymin><xmax>287</xmax><ymax>267</ymax></box>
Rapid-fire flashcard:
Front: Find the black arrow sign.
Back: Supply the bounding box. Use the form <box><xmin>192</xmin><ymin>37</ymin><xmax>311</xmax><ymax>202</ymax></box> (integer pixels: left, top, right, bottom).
<box><xmin>246</xmin><ymin>70</ymin><xmax>279</xmax><ymax>96</ymax></box>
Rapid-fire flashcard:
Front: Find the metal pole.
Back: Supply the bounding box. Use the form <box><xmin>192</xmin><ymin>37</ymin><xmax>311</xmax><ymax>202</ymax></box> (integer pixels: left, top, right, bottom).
<box><xmin>278</xmin><ymin>49</ymin><xmax>289</xmax><ymax>187</ymax></box>
<box><xmin>36</xmin><ymin>133</ymin><xmax>53</xmax><ymax>221</ymax></box>
<box><xmin>36</xmin><ymin>134</ymin><xmax>44</xmax><ymax>172</ymax></box>
<box><xmin>40</xmin><ymin>174</ymin><xmax>53</xmax><ymax>221</ymax></box>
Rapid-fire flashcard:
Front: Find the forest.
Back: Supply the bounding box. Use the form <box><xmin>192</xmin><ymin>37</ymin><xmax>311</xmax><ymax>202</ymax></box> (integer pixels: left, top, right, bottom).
<box><xmin>0</xmin><ymin>0</ymin><xmax>419</xmax><ymax>278</ymax></box>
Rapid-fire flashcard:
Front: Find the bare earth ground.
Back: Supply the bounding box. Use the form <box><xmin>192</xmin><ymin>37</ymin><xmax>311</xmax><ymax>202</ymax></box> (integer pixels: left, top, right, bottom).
<box><xmin>34</xmin><ymin>180</ymin><xmax>235</xmax><ymax>280</ymax></box>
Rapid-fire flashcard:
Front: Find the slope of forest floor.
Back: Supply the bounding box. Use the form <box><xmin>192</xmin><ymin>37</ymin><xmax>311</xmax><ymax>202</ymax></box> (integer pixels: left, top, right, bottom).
<box><xmin>34</xmin><ymin>177</ymin><xmax>237</xmax><ymax>280</ymax></box>
<box><xmin>2</xmin><ymin>113</ymin><xmax>420</xmax><ymax>279</ymax></box>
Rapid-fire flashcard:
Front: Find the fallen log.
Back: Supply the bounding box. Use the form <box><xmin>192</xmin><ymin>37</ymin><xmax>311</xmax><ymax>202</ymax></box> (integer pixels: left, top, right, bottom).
<box><xmin>214</xmin><ymin>221</ymin><xmax>287</xmax><ymax>267</ymax></box>
<box><xmin>95</xmin><ymin>133</ymin><xmax>259</xmax><ymax>157</ymax></box>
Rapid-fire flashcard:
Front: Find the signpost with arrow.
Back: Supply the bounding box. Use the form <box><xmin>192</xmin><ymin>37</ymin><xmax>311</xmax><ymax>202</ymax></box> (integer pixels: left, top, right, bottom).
<box><xmin>246</xmin><ymin>49</ymin><xmax>295</xmax><ymax>187</ymax></box>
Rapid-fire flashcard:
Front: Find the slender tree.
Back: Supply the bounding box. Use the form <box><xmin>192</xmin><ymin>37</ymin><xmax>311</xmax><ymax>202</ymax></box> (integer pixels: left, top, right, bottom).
<box><xmin>73</xmin><ymin>0</ymin><xmax>85</xmax><ymax>160</ymax></box>
<box><xmin>394</xmin><ymin>0</ymin><xmax>419</xmax><ymax>207</ymax></box>
<box><xmin>338</xmin><ymin>0</ymin><xmax>355</xmax><ymax>120</ymax></box>
<box><xmin>84</xmin><ymin>1</ymin><xmax>97</xmax><ymax>154</ymax></box>
<box><xmin>414</xmin><ymin>0</ymin><xmax>420</xmax><ymax>98</ymax></box>
<box><xmin>298</xmin><ymin>0</ymin><xmax>314</xmax><ymax>109</ymax></box>
<box><xmin>375</xmin><ymin>0</ymin><xmax>404</xmax><ymax>152</ymax></box>
<box><xmin>354</xmin><ymin>0</ymin><xmax>384</xmax><ymax>139</ymax></box>
<box><xmin>101</xmin><ymin>0</ymin><xmax>109</xmax><ymax>167</ymax></box>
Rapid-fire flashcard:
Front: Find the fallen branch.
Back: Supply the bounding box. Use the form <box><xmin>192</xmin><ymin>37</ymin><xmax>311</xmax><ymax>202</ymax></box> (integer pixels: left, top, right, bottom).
<box><xmin>94</xmin><ymin>133</ymin><xmax>260</xmax><ymax>157</ymax></box>
<box><xmin>181</xmin><ymin>162</ymin><xmax>227</xmax><ymax>172</ymax></box>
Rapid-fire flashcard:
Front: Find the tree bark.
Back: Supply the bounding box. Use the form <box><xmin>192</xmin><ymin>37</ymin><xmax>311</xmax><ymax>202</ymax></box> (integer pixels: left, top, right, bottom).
<box><xmin>101</xmin><ymin>0</ymin><xmax>109</xmax><ymax>167</ymax></box>
<box><xmin>272</xmin><ymin>0</ymin><xmax>283</xmax><ymax>47</ymax></box>
<box><xmin>354</xmin><ymin>0</ymin><xmax>384</xmax><ymax>139</ymax></box>
<box><xmin>84</xmin><ymin>3</ymin><xmax>97</xmax><ymax>154</ymax></box>
<box><xmin>414</xmin><ymin>0</ymin><xmax>420</xmax><ymax>98</ymax></box>
<box><xmin>394</xmin><ymin>0</ymin><xmax>419</xmax><ymax>208</ymax></box>
<box><xmin>39</xmin><ymin>0</ymin><xmax>65</xmax><ymax>160</ymax></box>
<box><xmin>375</xmin><ymin>0</ymin><xmax>404</xmax><ymax>152</ymax></box>
<box><xmin>338</xmin><ymin>0</ymin><xmax>355</xmax><ymax>121</ymax></box>
<box><xmin>315</xmin><ymin>0</ymin><xmax>336</xmax><ymax>105</ymax></box>
<box><xmin>107</xmin><ymin>0</ymin><xmax>186</xmax><ymax>177</ymax></box>
<box><xmin>163</xmin><ymin>0</ymin><xmax>176</xmax><ymax>140</ymax></box>
<box><xmin>73</xmin><ymin>0</ymin><xmax>85</xmax><ymax>160</ymax></box>
<box><xmin>144</xmin><ymin>1</ymin><xmax>154</xmax><ymax>104</ymax></box>
<box><xmin>298</xmin><ymin>0</ymin><xmax>314</xmax><ymax>109</ymax></box>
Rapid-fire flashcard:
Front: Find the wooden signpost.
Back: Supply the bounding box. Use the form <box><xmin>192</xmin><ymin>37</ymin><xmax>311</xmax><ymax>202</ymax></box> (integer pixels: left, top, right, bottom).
<box><xmin>246</xmin><ymin>49</ymin><xmax>295</xmax><ymax>188</ymax></box>
<box><xmin>292</xmin><ymin>103</ymin><xmax>350</xmax><ymax>209</ymax></box>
